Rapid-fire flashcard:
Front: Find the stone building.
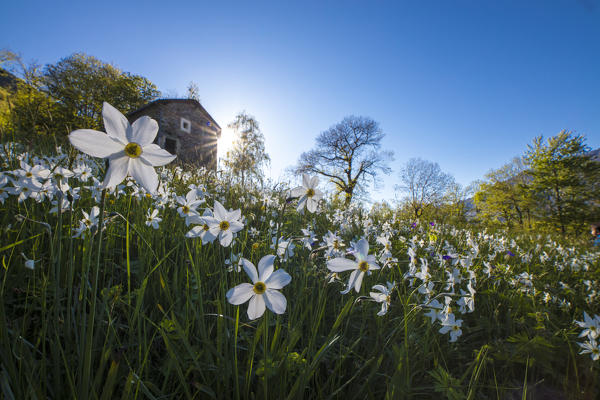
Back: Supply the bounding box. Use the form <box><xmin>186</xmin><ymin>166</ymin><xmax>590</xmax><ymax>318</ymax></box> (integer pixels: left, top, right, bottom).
<box><xmin>127</xmin><ymin>99</ymin><xmax>221</xmax><ymax>169</ymax></box>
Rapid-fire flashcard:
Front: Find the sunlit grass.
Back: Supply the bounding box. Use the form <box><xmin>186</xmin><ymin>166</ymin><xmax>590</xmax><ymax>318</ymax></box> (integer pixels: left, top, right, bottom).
<box><xmin>0</xmin><ymin>141</ymin><xmax>599</xmax><ymax>399</ymax></box>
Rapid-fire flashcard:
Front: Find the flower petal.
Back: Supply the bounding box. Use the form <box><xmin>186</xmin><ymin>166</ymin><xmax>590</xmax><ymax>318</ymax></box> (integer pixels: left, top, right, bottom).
<box><xmin>290</xmin><ymin>186</ymin><xmax>305</xmax><ymax>198</ymax></box>
<box><xmin>309</xmin><ymin>175</ymin><xmax>319</xmax><ymax>188</ymax></box>
<box><xmin>354</xmin><ymin>271</ymin><xmax>365</xmax><ymax>293</ymax></box>
<box><xmin>258</xmin><ymin>255</ymin><xmax>276</xmax><ymax>281</ymax></box>
<box><xmin>102</xmin><ymin>102</ymin><xmax>130</xmax><ymax>142</ymax></box>
<box><xmin>327</xmin><ymin>257</ymin><xmax>357</xmax><ymax>272</ymax></box>
<box><xmin>247</xmin><ymin>294</ymin><xmax>265</xmax><ymax>320</ymax></box>
<box><xmin>356</xmin><ymin>238</ymin><xmax>369</xmax><ymax>260</ymax></box>
<box><xmin>69</xmin><ymin>129</ymin><xmax>124</xmax><ymax>158</ymax></box>
<box><xmin>226</xmin><ymin>283</ymin><xmax>254</xmax><ymax>305</ymax></box>
<box><xmin>371</xmin><ymin>284</ymin><xmax>387</xmax><ymax>293</ymax></box>
<box><xmin>130</xmin><ymin>116</ymin><xmax>158</xmax><ymax>145</ymax></box>
<box><xmin>219</xmin><ymin>229</ymin><xmax>233</xmax><ymax>247</ymax></box>
<box><xmin>306</xmin><ymin>197</ymin><xmax>318</xmax><ymax>213</ymax></box>
<box><xmin>302</xmin><ymin>173</ymin><xmax>310</xmax><ymax>188</ymax></box>
<box><xmin>264</xmin><ymin>289</ymin><xmax>287</xmax><ymax>314</ymax></box>
<box><xmin>103</xmin><ymin>155</ymin><xmax>129</xmax><ymax>189</ymax></box>
<box><xmin>265</xmin><ymin>269</ymin><xmax>291</xmax><ymax>289</ymax></box>
<box><xmin>140</xmin><ymin>144</ymin><xmax>176</xmax><ymax>166</ymax></box>
<box><xmin>213</xmin><ymin>200</ymin><xmax>227</xmax><ymax>220</ymax></box>
<box><xmin>229</xmin><ymin>221</ymin><xmax>244</xmax><ymax>234</ymax></box>
<box><xmin>240</xmin><ymin>258</ymin><xmax>258</xmax><ymax>283</ymax></box>
<box><xmin>129</xmin><ymin>159</ymin><xmax>159</xmax><ymax>194</ymax></box>
<box><xmin>297</xmin><ymin>195</ymin><xmax>307</xmax><ymax>212</ymax></box>
<box><xmin>341</xmin><ymin>270</ymin><xmax>359</xmax><ymax>295</ymax></box>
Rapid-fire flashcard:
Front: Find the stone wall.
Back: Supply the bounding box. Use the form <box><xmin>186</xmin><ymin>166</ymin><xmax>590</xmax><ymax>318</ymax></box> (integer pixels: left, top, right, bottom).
<box><xmin>128</xmin><ymin>99</ymin><xmax>221</xmax><ymax>170</ymax></box>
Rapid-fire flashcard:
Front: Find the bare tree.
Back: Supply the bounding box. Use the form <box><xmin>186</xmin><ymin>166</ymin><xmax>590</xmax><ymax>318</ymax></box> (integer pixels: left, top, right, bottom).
<box><xmin>187</xmin><ymin>81</ymin><xmax>200</xmax><ymax>102</ymax></box>
<box><xmin>295</xmin><ymin>116</ymin><xmax>393</xmax><ymax>205</ymax></box>
<box><xmin>396</xmin><ymin>158</ymin><xmax>454</xmax><ymax>219</ymax></box>
<box><xmin>222</xmin><ymin>112</ymin><xmax>270</xmax><ymax>187</ymax></box>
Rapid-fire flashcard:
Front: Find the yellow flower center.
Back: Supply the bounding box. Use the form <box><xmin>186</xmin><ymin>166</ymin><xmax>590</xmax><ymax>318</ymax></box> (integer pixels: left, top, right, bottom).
<box><xmin>125</xmin><ymin>142</ymin><xmax>142</xmax><ymax>158</ymax></box>
<box><xmin>26</xmin><ymin>172</ymin><xmax>33</xmax><ymax>177</ymax></box>
<box><xmin>306</xmin><ymin>188</ymin><xmax>315</xmax><ymax>197</ymax></box>
<box><xmin>219</xmin><ymin>220</ymin><xmax>230</xmax><ymax>231</ymax></box>
<box><xmin>252</xmin><ymin>242</ymin><xmax>260</xmax><ymax>251</ymax></box>
<box><xmin>333</xmin><ymin>240</ymin><xmax>340</xmax><ymax>249</ymax></box>
<box><xmin>253</xmin><ymin>281</ymin><xmax>266</xmax><ymax>294</ymax></box>
<box><xmin>358</xmin><ymin>261</ymin><xmax>369</xmax><ymax>272</ymax></box>
<box><xmin>145</xmin><ymin>193</ymin><xmax>152</xmax><ymax>198</ymax></box>
<box><xmin>182</xmin><ymin>205</ymin><xmax>190</xmax><ymax>214</ymax></box>
<box><xmin>452</xmin><ymin>325</ymin><xmax>460</xmax><ymax>331</ymax></box>
<box><xmin>203</xmin><ymin>224</ymin><xmax>210</xmax><ymax>231</ymax></box>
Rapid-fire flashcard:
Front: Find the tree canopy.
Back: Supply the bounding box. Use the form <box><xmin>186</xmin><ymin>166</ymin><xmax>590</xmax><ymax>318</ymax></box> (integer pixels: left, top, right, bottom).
<box><xmin>43</xmin><ymin>53</ymin><xmax>160</xmax><ymax>131</ymax></box>
<box><xmin>1</xmin><ymin>51</ymin><xmax>160</xmax><ymax>141</ymax></box>
<box><xmin>524</xmin><ymin>131</ymin><xmax>600</xmax><ymax>235</ymax></box>
<box><xmin>295</xmin><ymin>116</ymin><xmax>393</xmax><ymax>205</ymax></box>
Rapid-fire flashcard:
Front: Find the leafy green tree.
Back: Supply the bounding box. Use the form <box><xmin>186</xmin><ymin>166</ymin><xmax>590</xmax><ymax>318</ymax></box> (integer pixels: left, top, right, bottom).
<box><xmin>524</xmin><ymin>131</ymin><xmax>600</xmax><ymax>235</ymax></box>
<box><xmin>439</xmin><ymin>181</ymin><xmax>477</xmax><ymax>224</ymax></box>
<box><xmin>43</xmin><ymin>53</ymin><xmax>160</xmax><ymax>131</ymax></box>
<box><xmin>295</xmin><ymin>116</ymin><xmax>393</xmax><ymax>206</ymax></box>
<box><xmin>473</xmin><ymin>157</ymin><xmax>533</xmax><ymax>229</ymax></box>
<box><xmin>0</xmin><ymin>50</ymin><xmax>57</xmax><ymax>139</ymax></box>
<box><xmin>222</xmin><ymin>112</ymin><xmax>270</xmax><ymax>187</ymax></box>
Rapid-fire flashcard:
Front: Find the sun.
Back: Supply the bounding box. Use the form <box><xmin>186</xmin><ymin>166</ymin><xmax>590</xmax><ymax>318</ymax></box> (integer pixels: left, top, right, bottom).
<box><xmin>217</xmin><ymin>126</ymin><xmax>236</xmax><ymax>163</ymax></box>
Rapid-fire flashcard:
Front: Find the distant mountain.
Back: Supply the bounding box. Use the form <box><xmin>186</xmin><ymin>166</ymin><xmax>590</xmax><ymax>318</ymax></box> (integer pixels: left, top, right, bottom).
<box><xmin>588</xmin><ymin>148</ymin><xmax>600</xmax><ymax>162</ymax></box>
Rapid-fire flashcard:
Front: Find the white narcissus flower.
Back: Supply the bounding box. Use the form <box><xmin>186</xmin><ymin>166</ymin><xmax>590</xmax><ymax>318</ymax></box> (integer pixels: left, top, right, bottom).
<box><xmin>327</xmin><ymin>238</ymin><xmax>380</xmax><ymax>294</ymax></box>
<box><xmin>68</xmin><ymin>102</ymin><xmax>176</xmax><ymax>194</ymax></box>
<box><xmin>439</xmin><ymin>313</ymin><xmax>463</xmax><ymax>342</ymax></box>
<box><xmin>145</xmin><ymin>209</ymin><xmax>162</xmax><ymax>229</ymax></box>
<box><xmin>204</xmin><ymin>200</ymin><xmax>244</xmax><ymax>247</ymax></box>
<box><xmin>176</xmin><ymin>189</ymin><xmax>204</xmax><ymax>225</ymax></box>
<box><xmin>578</xmin><ymin>339</ymin><xmax>600</xmax><ymax>361</ymax></box>
<box><xmin>576</xmin><ymin>312</ymin><xmax>600</xmax><ymax>340</ymax></box>
<box><xmin>226</xmin><ymin>255</ymin><xmax>291</xmax><ymax>320</ymax></box>
<box><xmin>186</xmin><ymin>209</ymin><xmax>217</xmax><ymax>245</ymax></box>
<box><xmin>290</xmin><ymin>174</ymin><xmax>323</xmax><ymax>213</ymax></box>
<box><xmin>370</xmin><ymin>281</ymin><xmax>395</xmax><ymax>316</ymax></box>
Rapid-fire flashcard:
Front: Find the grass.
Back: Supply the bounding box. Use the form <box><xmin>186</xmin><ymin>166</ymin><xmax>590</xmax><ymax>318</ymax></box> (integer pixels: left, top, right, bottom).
<box><xmin>0</xmin><ymin>141</ymin><xmax>599</xmax><ymax>399</ymax></box>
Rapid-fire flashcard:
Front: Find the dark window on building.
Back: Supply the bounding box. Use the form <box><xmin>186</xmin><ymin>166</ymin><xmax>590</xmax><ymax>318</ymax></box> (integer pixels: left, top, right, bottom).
<box><xmin>165</xmin><ymin>138</ymin><xmax>177</xmax><ymax>155</ymax></box>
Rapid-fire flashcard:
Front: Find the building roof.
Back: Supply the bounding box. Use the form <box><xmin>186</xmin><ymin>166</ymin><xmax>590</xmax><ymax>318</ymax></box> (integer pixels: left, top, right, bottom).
<box><xmin>127</xmin><ymin>98</ymin><xmax>222</xmax><ymax>131</ymax></box>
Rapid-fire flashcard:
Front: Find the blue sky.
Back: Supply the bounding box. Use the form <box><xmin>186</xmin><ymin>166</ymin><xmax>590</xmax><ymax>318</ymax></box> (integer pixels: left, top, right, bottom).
<box><xmin>2</xmin><ymin>0</ymin><xmax>599</xmax><ymax>202</ymax></box>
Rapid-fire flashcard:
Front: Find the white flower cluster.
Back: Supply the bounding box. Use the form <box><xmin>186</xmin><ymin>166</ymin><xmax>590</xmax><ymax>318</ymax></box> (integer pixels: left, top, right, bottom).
<box><xmin>575</xmin><ymin>312</ymin><xmax>600</xmax><ymax>361</ymax></box>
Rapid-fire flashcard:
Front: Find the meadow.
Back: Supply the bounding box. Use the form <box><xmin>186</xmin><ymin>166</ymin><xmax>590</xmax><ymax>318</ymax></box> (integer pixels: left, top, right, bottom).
<box><xmin>0</xmin><ymin>139</ymin><xmax>599</xmax><ymax>399</ymax></box>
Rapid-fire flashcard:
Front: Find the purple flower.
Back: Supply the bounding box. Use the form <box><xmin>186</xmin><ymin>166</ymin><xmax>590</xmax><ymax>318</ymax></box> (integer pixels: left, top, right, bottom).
<box><xmin>429</xmin><ymin>222</ymin><xmax>435</xmax><ymax>226</ymax></box>
<box><xmin>411</xmin><ymin>222</ymin><xmax>417</xmax><ymax>228</ymax></box>
<box><xmin>442</xmin><ymin>255</ymin><xmax>453</xmax><ymax>260</ymax></box>
<box><xmin>506</xmin><ymin>250</ymin><xmax>515</xmax><ymax>257</ymax></box>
